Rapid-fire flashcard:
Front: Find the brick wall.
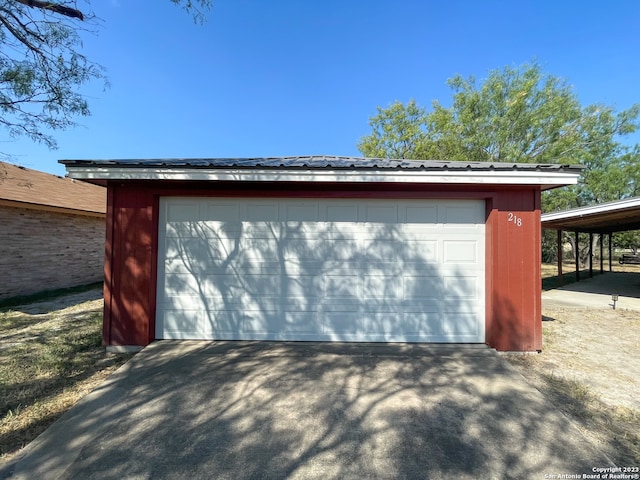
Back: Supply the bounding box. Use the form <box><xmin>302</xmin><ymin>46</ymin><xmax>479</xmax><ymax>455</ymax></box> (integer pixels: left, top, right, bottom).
<box><xmin>0</xmin><ymin>205</ymin><xmax>105</xmax><ymax>300</ymax></box>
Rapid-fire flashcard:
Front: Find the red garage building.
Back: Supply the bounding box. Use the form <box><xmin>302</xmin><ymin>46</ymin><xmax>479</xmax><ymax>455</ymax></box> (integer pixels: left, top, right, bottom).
<box><xmin>61</xmin><ymin>156</ymin><xmax>581</xmax><ymax>352</ymax></box>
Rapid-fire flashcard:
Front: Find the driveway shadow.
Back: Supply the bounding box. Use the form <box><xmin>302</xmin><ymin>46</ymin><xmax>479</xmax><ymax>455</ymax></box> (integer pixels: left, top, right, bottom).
<box><xmin>4</xmin><ymin>341</ymin><xmax>612</xmax><ymax>480</ymax></box>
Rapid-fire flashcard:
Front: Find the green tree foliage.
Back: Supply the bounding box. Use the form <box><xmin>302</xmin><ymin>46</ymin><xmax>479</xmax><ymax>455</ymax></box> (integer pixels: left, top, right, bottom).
<box><xmin>358</xmin><ymin>62</ymin><xmax>640</xmax><ymax>210</ymax></box>
<box><xmin>358</xmin><ymin>62</ymin><xmax>640</xmax><ymax>264</ymax></box>
<box><xmin>0</xmin><ymin>0</ymin><xmax>211</xmax><ymax>152</ymax></box>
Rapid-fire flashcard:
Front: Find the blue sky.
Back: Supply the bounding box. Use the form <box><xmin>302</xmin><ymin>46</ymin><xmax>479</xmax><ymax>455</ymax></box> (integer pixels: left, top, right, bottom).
<box><xmin>5</xmin><ymin>0</ymin><xmax>640</xmax><ymax>176</ymax></box>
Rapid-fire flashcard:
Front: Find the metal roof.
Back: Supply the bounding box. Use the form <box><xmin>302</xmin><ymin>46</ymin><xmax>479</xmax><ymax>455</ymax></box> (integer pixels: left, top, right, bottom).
<box><xmin>542</xmin><ymin>197</ymin><xmax>640</xmax><ymax>233</ymax></box>
<box><xmin>59</xmin><ymin>155</ymin><xmax>584</xmax><ymax>173</ymax></box>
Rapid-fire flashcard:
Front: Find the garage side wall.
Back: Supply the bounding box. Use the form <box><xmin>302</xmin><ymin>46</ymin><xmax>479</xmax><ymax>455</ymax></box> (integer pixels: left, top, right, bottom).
<box><xmin>103</xmin><ymin>185</ymin><xmax>156</xmax><ymax>346</ymax></box>
<box><xmin>485</xmin><ymin>189</ymin><xmax>542</xmax><ymax>351</ymax></box>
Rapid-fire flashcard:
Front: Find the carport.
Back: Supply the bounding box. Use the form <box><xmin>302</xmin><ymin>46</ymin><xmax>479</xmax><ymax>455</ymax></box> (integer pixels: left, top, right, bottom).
<box><xmin>541</xmin><ymin>197</ymin><xmax>640</xmax><ymax>283</ymax></box>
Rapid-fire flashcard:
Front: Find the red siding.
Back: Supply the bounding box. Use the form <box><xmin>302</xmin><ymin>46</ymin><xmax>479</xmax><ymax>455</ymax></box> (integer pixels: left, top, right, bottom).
<box><xmin>103</xmin><ymin>185</ymin><xmax>155</xmax><ymax>346</ymax></box>
<box><xmin>103</xmin><ymin>181</ymin><xmax>543</xmax><ymax>351</ymax></box>
<box><xmin>485</xmin><ymin>189</ymin><xmax>542</xmax><ymax>351</ymax></box>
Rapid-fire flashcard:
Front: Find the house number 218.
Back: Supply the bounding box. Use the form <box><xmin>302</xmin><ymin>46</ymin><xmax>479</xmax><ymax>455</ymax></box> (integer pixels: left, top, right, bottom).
<box><xmin>508</xmin><ymin>213</ymin><xmax>522</xmax><ymax>227</ymax></box>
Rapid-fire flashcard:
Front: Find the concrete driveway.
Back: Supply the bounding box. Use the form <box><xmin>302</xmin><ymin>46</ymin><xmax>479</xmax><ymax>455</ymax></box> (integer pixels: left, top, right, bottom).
<box><xmin>543</xmin><ymin>271</ymin><xmax>640</xmax><ymax>310</ymax></box>
<box><xmin>2</xmin><ymin>342</ymin><xmax>612</xmax><ymax>479</ymax></box>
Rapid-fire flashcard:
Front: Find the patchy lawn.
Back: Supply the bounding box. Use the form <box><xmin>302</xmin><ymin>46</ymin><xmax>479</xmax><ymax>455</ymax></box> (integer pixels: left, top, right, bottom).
<box><xmin>506</xmin><ymin>305</ymin><xmax>640</xmax><ymax>466</ymax></box>
<box><xmin>0</xmin><ymin>289</ymin><xmax>133</xmax><ymax>464</ymax></box>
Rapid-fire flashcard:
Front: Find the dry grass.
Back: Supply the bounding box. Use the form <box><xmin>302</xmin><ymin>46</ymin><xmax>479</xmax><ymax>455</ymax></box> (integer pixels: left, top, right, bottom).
<box><xmin>506</xmin><ymin>306</ymin><xmax>640</xmax><ymax>466</ymax></box>
<box><xmin>0</xmin><ymin>290</ymin><xmax>133</xmax><ymax>464</ymax></box>
<box><xmin>541</xmin><ymin>263</ymin><xmax>560</xmax><ymax>279</ymax></box>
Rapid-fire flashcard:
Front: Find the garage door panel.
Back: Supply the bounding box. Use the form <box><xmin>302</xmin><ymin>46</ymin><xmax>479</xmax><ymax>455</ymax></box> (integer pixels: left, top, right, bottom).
<box><xmin>204</xmin><ymin>203</ymin><xmax>240</xmax><ymax>222</ymax></box>
<box><xmin>443</xmin><ymin>275</ymin><xmax>480</xmax><ymax>299</ymax></box>
<box><xmin>323</xmin><ymin>309</ymin><xmax>360</xmax><ymax>335</ymax></box>
<box><xmin>282</xmin><ymin>312</ymin><xmax>320</xmax><ymax>334</ymax></box>
<box><xmin>443</xmin><ymin>313</ymin><xmax>482</xmax><ymax>337</ymax></box>
<box><xmin>238</xmin><ymin>273</ymin><xmax>281</xmax><ymax>296</ymax></box>
<box><xmin>443</xmin><ymin>240</ymin><xmax>478</xmax><ymax>264</ymax></box>
<box><xmin>402</xmin><ymin>240</ymin><xmax>438</xmax><ymax>262</ymax></box>
<box><xmin>165</xmin><ymin>274</ymin><xmax>245</xmax><ymax>300</ymax></box>
<box><xmin>202</xmin><ymin>310</ymin><xmax>242</xmax><ymax>336</ymax></box>
<box><xmin>363</xmin><ymin>275</ymin><xmax>400</xmax><ymax>299</ymax></box>
<box><xmin>163</xmin><ymin>309</ymin><xmax>202</xmax><ymax>337</ymax></box>
<box><xmin>241</xmin><ymin>232</ymin><xmax>279</xmax><ymax>246</ymax></box>
<box><xmin>403</xmin><ymin>276</ymin><xmax>441</xmax><ymax>299</ymax></box>
<box><xmin>441</xmin><ymin>202</ymin><xmax>485</xmax><ymax>225</ymax></box>
<box><xmin>323</xmin><ymin>223</ymin><xmax>361</xmax><ymax>239</ymax></box>
<box><xmin>285</xmin><ymin>203</ymin><xmax>319</xmax><ymax>221</ymax></box>
<box><xmin>287</xmin><ymin>275</ymin><xmax>322</xmax><ymax>298</ymax></box>
<box><xmin>165</xmin><ymin>241</ymin><xmax>235</xmax><ymax>269</ymax></box>
<box><xmin>282</xmin><ymin>239</ymin><xmax>323</xmax><ymax>261</ymax></box>
<box><xmin>245</xmin><ymin>203</ymin><xmax>280</xmax><ymax>221</ymax></box>
<box><xmin>157</xmin><ymin>198</ymin><xmax>485</xmax><ymax>343</ymax></box>
<box><xmin>239</xmin><ymin>240</ymin><xmax>279</xmax><ymax>262</ymax></box>
<box><xmin>403</xmin><ymin>205</ymin><xmax>438</xmax><ymax>223</ymax></box>
<box><xmin>362</xmin><ymin>311</ymin><xmax>400</xmax><ymax>335</ymax></box>
<box><xmin>324</xmin><ymin>274</ymin><xmax>360</xmax><ymax>299</ymax></box>
<box><xmin>242</xmin><ymin>311</ymin><xmax>285</xmax><ymax>335</ymax></box>
<box><xmin>190</xmin><ymin>223</ymin><xmax>243</xmax><ymax>240</ymax></box>
<box><xmin>163</xmin><ymin>273</ymin><xmax>204</xmax><ymax>297</ymax></box>
<box><xmin>362</xmin><ymin>204</ymin><xmax>398</xmax><ymax>223</ymax></box>
<box><xmin>323</xmin><ymin>203</ymin><xmax>358</xmax><ymax>222</ymax></box>
<box><xmin>166</xmin><ymin>201</ymin><xmax>201</xmax><ymax>222</ymax></box>
<box><xmin>403</xmin><ymin>311</ymin><xmax>443</xmax><ymax>335</ymax></box>
<box><xmin>363</xmin><ymin>240</ymin><xmax>400</xmax><ymax>261</ymax></box>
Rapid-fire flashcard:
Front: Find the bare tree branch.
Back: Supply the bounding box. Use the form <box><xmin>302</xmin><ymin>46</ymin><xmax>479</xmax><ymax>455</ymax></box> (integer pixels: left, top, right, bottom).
<box><xmin>13</xmin><ymin>0</ymin><xmax>84</xmax><ymax>20</ymax></box>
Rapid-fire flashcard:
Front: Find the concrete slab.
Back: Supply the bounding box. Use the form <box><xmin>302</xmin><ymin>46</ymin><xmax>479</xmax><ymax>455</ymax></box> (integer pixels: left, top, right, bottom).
<box><xmin>543</xmin><ymin>271</ymin><xmax>640</xmax><ymax>310</ymax></box>
<box><xmin>1</xmin><ymin>341</ymin><xmax>613</xmax><ymax>479</ymax></box>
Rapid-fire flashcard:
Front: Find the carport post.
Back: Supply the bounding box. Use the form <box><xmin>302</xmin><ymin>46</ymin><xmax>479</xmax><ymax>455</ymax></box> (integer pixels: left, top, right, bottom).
<box><xmin>589</xmin><ymin>233</ymin><xmax>593</xmax><ymax>278</ymax></box>
<box><xmin>609</xmin><ymin>233</ymin><xmax>613</xmax><ymax>271</ymax></box>
<box><xmin>557</xmin><ymin>229</ymin><xmax>563</xmax><ymax>286</ymax></box>
<box><xmin>600</xmin><ymin>234</ymin><xmax>604</xmax><ymax>273</ymax></box>
<box><xmin>575</xmin><ymin>231</ymin><xmax>580</xmax><ymax>282</ymax></box>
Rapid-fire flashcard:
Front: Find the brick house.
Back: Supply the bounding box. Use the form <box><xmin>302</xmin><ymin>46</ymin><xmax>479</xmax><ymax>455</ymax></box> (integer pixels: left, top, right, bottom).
<box><xmin>0</xmin><ymin>161</ymin><xmax>106</xmax><ymax>301</ymax></box>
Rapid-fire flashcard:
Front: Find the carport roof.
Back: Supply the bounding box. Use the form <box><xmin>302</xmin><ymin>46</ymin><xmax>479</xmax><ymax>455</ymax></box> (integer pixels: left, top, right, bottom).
<box><xmin>60</xmin><ymin>156</ymin><xmax>582</xmax><ymax>190</ymax></box>
<box><xmin>541</xmin><ymin>197</ymin><xmax>640</xmax><ymax>233</ymax></box>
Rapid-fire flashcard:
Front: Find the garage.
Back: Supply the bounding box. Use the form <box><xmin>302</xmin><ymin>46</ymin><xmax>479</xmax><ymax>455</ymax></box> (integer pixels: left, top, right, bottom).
<box><xmin>60</xmin><ymin>156</ymin><xmax>583</xmax><ymax>351</ymax></box>
<box><xmin>156</xmin><ymin>197</ymin><xmax>485</xmax><ymax>342</ymax></box>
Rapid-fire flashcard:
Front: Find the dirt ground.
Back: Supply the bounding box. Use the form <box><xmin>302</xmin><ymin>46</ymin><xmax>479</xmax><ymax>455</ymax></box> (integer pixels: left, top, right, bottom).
<box><xmin>506</xmin><ymin>303</ymin><xmax>640</xmax><ymax>465</ymax></box>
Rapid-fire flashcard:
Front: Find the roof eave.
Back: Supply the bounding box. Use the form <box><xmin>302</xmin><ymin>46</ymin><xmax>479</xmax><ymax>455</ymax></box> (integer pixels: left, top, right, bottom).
<box><xmin>64</xmin><ymin>166</ymin><xmax>580</xmax><ymax>189</ymax></box>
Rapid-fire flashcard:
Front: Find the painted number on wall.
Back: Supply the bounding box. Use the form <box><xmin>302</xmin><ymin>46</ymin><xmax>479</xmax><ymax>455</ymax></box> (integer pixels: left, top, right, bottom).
<box><xmin>508</xmin><ymin>212</ymin><xmax>523</xmax><ymax>227</ymax></box>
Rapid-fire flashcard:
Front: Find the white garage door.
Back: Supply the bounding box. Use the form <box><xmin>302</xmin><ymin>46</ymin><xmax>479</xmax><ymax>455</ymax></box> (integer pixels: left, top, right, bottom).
<box><xmin>156</xmin><ymin>198</ymin><xmax>485</xmax><ymax>343</ymax></box>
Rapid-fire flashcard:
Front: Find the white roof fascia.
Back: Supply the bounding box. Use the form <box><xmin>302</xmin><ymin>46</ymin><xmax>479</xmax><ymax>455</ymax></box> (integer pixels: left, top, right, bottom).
<box><xmin>541</xmin><ymin>197</ymin><xmax>640</xmax><ymax>221</ymax></box>
<box><xmin>65</xmin><ymin>166</ymin><xmax>580</xmax><ymax>188</ymax></box>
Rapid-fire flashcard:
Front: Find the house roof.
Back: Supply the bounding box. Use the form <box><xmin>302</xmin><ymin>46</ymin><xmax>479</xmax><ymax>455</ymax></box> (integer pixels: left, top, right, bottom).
<box><xmin>60</xmin><ymin>156</ymin><xmax>583</xmax><ymax>190</ymax></box>
<box><xmin>0</xmin><ymin>161</ymin><xmax>106</xmax><ymax>215</ymax></box>
<box><xmin>541</xmin><ymin>197</ymin><xmax>640</xmax><ymax>233</ymax></box>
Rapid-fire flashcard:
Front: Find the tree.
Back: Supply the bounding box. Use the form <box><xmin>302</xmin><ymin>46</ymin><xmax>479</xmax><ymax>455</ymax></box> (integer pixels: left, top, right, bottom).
<box><xmin>358</xmin><ymin>62</ymin><xmax>640</xmax><ymax>263</ymax></box>
<box><xmin>359</xmin><ymin>62</ymin><xmax>639</xmax><ymax>171</ymax></box>
<box><xmin>358</xmin><ymin>62</ymin><xmax>640</xmax><ymax>208</ymax></box>
<box><xmin>0</xmin><ymin>0</ymin><xmax>211</xmax><ymax>153</ymax></box>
